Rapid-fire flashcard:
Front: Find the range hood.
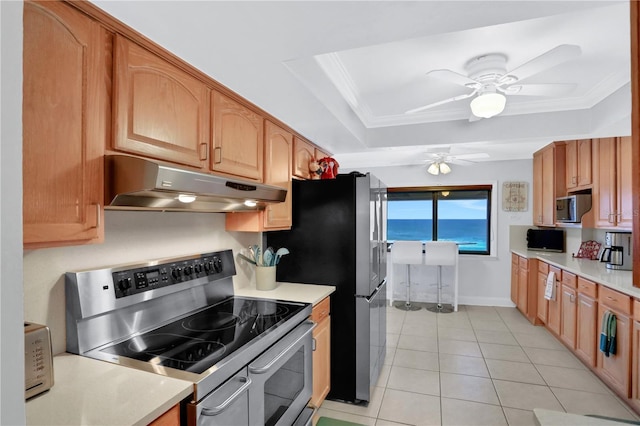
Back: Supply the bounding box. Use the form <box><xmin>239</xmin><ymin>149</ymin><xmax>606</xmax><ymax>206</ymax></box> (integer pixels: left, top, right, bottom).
<box><xmin>105</xmin><ymin>155</ymin><xmax>287</xmax><ymax>212</ymax></box>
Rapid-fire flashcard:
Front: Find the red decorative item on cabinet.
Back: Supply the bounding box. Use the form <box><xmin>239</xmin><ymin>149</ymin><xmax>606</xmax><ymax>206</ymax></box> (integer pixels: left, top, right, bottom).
<box><xmin>318</xmin><ymin>157</ymin><xmax>339</xmax><ymax>179</ymax></box>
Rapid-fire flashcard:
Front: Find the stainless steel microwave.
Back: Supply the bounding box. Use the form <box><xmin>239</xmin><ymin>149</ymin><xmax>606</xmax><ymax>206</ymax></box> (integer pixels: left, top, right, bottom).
<box><xmin>556</xmin><ymin>194</ymin><xmax>592</xmax><ymax>223</ymax></box>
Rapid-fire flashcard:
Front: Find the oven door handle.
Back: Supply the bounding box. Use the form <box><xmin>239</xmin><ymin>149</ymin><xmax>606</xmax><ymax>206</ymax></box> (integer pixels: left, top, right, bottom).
<box><xmin>201</xmin><ymin>376</ymin><xmax>252</xmax><ymax>417</ymax></box>
<box><xmin>249</xmin><ymin>320</ymin><xmax>315</xmax><ymax>375</ymax></box>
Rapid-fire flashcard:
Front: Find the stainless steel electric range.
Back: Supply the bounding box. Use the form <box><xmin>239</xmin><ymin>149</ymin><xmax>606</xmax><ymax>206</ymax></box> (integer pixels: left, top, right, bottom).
<box><xmin>66</xmin><ymin>250</ymin><xmax>314</xmax><ymax>426</ymax></box>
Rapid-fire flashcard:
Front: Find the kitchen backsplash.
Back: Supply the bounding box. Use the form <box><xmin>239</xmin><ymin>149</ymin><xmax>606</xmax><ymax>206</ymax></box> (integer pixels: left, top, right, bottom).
<box><xmin>23</xmin><ymin>211</ymin><xmax>259</xmax><ymax>355</ymax></box>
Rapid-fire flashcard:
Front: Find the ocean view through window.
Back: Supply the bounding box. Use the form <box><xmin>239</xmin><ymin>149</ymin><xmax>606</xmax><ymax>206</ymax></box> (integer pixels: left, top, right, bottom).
<box><xmin>388</xmin><ymin>186</ymin><xmax>491</xmax><ymax>255</ymax></box>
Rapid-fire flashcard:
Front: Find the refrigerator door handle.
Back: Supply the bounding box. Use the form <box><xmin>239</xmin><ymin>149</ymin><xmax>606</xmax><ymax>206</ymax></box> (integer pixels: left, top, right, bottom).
<box><xmin>360</xmin><ymin>279</ymin><xmax>387</xmax><ymax>304</ymax></box>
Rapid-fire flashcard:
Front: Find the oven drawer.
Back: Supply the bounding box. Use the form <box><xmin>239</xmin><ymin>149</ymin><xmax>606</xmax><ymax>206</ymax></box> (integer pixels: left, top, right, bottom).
<box><xmin>188</xmin><ymin>368</ymin><xmax>250</xmax><ymax>426</ymax></box>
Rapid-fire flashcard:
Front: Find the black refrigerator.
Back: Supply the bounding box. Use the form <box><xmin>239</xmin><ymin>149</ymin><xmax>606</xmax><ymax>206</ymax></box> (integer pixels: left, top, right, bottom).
<box><xmin>267</xmin><ymin>172</ymin><xmax>387</xmax><ymax>404</ymax></box>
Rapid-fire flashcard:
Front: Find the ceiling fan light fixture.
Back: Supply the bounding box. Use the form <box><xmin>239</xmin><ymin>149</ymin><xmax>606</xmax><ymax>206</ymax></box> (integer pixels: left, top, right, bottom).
<box><xmin>427</xmin><ymin>162</ymin><xmax>441</xmax><ymax>175</ymax></box>
<box><xmin>470</xmin><ymin>92</ymin><xmax>506</xmax><ymax>118</ymax></box>
<box><xmin>427</xmin><ymin>161</ymin><xmax>452</xmax><ymax>175</ymax></box>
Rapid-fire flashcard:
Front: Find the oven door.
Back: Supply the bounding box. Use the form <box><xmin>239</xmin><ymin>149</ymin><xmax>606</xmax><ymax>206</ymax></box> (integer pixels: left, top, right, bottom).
<box><xmin>248</xmin><ymin>320</ymin><xmax>315</xmax><ymax>426</ymax></box>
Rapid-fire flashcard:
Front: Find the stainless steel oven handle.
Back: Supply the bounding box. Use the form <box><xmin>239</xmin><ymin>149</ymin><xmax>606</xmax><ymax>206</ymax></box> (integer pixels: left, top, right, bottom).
<box><xmin>249</xmin><ymin>320</ymin><xmax>315</xmax><ymax>374</ymax></box>
<box><xmin>201</xmin><ymin>376</ymin><xmax>252</xmax><ymax>416</ymax></box>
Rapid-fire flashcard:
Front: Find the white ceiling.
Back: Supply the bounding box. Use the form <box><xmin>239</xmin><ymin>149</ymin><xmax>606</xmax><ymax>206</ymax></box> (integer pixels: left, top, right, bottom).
<box><xmin>91</xmin><ymin>1</ymin><xmax>631</xmax><ymax>169</ymax></box>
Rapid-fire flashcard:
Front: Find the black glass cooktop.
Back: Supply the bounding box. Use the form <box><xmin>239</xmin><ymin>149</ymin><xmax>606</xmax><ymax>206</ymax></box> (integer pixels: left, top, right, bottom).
<box><xmin>102</xmin><ymin>297</ymin><xmax>305</xmax><ymax>374</ymax></box>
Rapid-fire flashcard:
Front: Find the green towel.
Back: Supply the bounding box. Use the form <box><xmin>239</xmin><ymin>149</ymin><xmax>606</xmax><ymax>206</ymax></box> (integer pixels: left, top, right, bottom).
<box><xmin>608</xmin><ymin>313</ymin><xmax>617</xmax><ymax>356</ymax></box>
<box><xmin>316</xmin><ymin>417</ymin><xmax>366</xmax><ymax>426</ymax></box>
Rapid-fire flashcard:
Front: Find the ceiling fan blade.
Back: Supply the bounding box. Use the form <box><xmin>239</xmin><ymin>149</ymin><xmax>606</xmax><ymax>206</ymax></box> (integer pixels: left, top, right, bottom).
<box><xmin>406</xmin><ymin>91</ymin><xmax>476</xmax><ymax>114</ymax></box>
<box><xmin>452</xmin><ymin>152</ymin><xmax>491</xmax><ymax>160</ymax></box>
<box><xmin>498</xmin><ymin>44</ymin><xmax>581</xmax><ymax>84</ymax></box>
<box><xmin>426</xmin><ymin>69</ymin><xmax>479</xmax><ymax>88</ymax></box>
<box><xmin>502</xmin><ymin>83</ymin><xmax>577</xmax><ymax>97</ymax></box>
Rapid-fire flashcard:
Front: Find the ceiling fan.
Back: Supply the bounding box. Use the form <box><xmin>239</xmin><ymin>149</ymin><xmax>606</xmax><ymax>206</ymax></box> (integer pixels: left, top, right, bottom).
<box><xmin>422</xmin><ymin>148</ymin><xmax>490</xmax><ymax>175</ymax></box>
<box><xmin>406</xmin><ymin>44</ymin><xmax>582</xmax><ymax>119</ymax></box>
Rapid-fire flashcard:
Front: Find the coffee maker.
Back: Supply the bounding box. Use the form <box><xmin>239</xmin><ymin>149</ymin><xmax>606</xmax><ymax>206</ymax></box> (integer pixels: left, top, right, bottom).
<box><xmin>600</xmin><ymin>232</ymin><xmax>633</xmax><ymax>271</ymax></box>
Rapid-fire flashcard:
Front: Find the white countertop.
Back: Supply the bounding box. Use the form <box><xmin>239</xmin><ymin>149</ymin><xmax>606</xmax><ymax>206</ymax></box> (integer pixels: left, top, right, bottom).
<box><xmin>235</xmin><ymin>281</ymin><xmax>336</xmax><ymax>305</ymax></box>
<box><xmin>512</xmin><ymin>248</ymin><xmax>640</xmax><ymax>299</ymax></box>
<box><xmin>26</xmin><ymin>353</ymin><xmax>193</xmax><ymax>426</ymax></box>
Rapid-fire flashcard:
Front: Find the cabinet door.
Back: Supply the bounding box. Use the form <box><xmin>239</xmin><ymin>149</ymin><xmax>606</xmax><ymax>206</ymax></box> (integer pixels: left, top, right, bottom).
<box><xmin>511</xmin><ymin>255</ymin><xmax>518</xmax><ymax>305</ymax></box>
<box><xmin>546</xmin><ymin>267</ymin><xmax>562</xmax><ymax>336</ymax></box>
<box><xmin>211</xmin><ymin>92</ymin><xmax>263</xmax><ymax>180</ymax></box>
<box><xmin>565</xmin><ymin>140</ymin><xmax>578</xmax><ymax>190</ymax></box>
<box><xmin>113</xmin><ymin>35</ymin><xmax>209</xmax><ymax>169</ymax></box>
<box><xmin>592</xmin><ymin>137</ymin><xmax>618</xmax><ymax>228</ymax></box>
<box><xmin>616</xmin><ymin>136</ymin><xmax>633</xmax><ymax>228</ymax></box>
<box><xmin>263</xmin><ymin>121</ymin><xmax>292</xmax><ymax>229</ymax></box>
<box><xmin>596</xmin><ymin>305</ymin><xmax>631</xmax><ymax>398</ymax></box>
<box><xmin>23</xmin><ymin>1</ymin><xmax>105</xmax><ymax>247</ymax></box>
<box><xmin>632</xmin><ymin>316</ymin><xmax>640</xmax><ymax>412</ymax></box>
<box><xmin>541</xmin><ymin>147</ymin><xmax>556</xmax><ymax>225</ymax></box>
<box><xmin>577</xmin><ymin>139</ymin><xmax>592</xmax><ymax>187</ymax></box>
<box><xmin>311</xmin><ymin>315</ymin><xmax>331</xmax><ymax>407</ymax></box>
<box><xmin>293</xmin><ymin>137</ymin><xmax>315</xmax><ymax>180</ymax></box>
<box><xmin>517</xmin><ymin>263</ymin><xmax>528</xmax><ymax>315</ymax></box>
<box><xmin>560</xmin><ymin>284</ymin><xmax>577</xmax><ymax>349</ymax></box>
<box><xmin>537</xmin><ymin>271</ymin><xmax>549</xmax><ymax>323</ymax></box>
<box><xmin>575</xmin><ymin>292</ymin><xmax>598</xmax><ymax>367</ymax></box>
<box><xmin>532</xmin><ymin>152</ymin><xmax>543</xmax><ymax>225</ymax></box>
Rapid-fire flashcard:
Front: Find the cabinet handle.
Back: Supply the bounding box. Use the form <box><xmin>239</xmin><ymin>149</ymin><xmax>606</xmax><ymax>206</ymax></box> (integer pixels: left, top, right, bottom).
<box><xmin>200</xmin><ymin>143</ymin><xmax>208</xmax><ymax>161</ymax></box>
<box><xmin>570</xmin><ymin>294</ymin><xmax>575</xmax><ymax>303</ymax></box>
<box><xmin>214</xmin><ymin>147</ymin><xmax>222</xmax><ymax>164</ymax></box>
<box><xmin>312</xmin><ymin>338</ymin><xmax>317</xmax><ymax>351</ymax></box>
<box><xmin>606</xmin><ymin>296</ymin><xmax>617</xmax><ymax>302</ymax></box>
<box><xmin>94</xmin><ymin>204</ymin><xmax>101</xmax><ymax>229</ymax></box>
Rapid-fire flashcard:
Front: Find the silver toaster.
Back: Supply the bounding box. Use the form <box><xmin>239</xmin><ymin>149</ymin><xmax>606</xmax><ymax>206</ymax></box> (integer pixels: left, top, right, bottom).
<box><xmin>25</xmin><ymin>322</ymin><xmax>54</xmax><ymax>399</ymax></box>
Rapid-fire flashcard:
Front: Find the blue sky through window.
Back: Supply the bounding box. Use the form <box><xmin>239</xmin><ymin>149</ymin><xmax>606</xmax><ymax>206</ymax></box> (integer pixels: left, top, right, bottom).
<box><xmin>388</xmin><ymin>199</ymin><xmax>487</xmax><ymax>220</ymax></box>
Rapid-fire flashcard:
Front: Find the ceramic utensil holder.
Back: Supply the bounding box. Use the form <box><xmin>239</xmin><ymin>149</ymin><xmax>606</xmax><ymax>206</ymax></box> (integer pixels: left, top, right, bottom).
<box><xmin>255</xmin><ymin>266</ymin><xmax>277</xmax><ymax>291</ymax></box>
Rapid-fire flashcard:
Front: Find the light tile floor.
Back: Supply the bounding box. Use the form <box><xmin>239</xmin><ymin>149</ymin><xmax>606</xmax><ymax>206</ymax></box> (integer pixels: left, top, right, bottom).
<box><xmin>317</xmin><ymin>304</ymin><xmax>640</xmax><ymax>425</ymax></box>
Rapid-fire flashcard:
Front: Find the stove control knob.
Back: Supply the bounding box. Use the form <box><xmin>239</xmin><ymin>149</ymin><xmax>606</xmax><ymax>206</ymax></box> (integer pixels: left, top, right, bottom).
<box><xmin>171</xmin><ymin>268</ymin><xmax>182</xmax><ymax>279</ymax></box>
<box><xmin>213</xmin><ymin>257</ymin><xmax>223</xmax><ymax>273</ymax></box>
<box><xmin>194</xmin><ymin>263</ymin><xmax>203</xmax><ymax>274</ymax></box>
<box><xmin>204</xmin><ymin>261</ymin><xmax>213</xmax><ymax>273</ymax></box>
<box><xmin>117</xmin><ymin>277</ymin><xmax>132</xmax><ymax>293</ymax></box>
<box><xmin>183</xmin><ymin>265</ymin><xmax>193</xmax><ymax>276</ymax></box>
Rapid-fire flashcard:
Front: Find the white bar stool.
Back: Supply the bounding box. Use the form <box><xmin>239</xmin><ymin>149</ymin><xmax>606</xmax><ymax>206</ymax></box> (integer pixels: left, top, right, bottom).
<box><xmin>391</xmin><ymin>240</ymin><xmax>424</xmax><ymax>311</ymax></box>
<box><xmin>424</xmin><ymin>241</ymin><xmax>459</xmax><ymax>313</ymax></box>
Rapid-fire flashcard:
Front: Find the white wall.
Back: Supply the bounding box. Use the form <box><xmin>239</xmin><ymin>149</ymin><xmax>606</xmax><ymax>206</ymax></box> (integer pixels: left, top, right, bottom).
<box><xmin>345</xmin><ymin>159</ymin><xmax>534</xmax><ymax>306</ymax></box>
<box><xmin>24</xmin><ymin>211</ymin><xmax>260</xmax><ymax>355</ymax></box>
<box><xmin>1</xmin><ymin>1</ymin><xmax>25</xmax><ymax>423</ymax></box>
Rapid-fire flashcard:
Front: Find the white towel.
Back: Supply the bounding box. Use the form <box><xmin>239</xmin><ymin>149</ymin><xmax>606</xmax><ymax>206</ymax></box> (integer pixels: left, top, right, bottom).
<box><xmin>544</xmin><ymin>271</ymin><xmax>556</xmax><ymax>301</ymax></box>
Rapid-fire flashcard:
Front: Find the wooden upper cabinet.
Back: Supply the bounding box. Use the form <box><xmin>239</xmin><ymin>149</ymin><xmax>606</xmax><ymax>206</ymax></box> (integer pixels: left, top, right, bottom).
<box><xmin>23</xmin><ymin>0</ymin><xmax>106</xmax><ymax>247</ymax></box>
<box><xmin>565</xmin><ymin>139</ymin><xmax>592</xmax><ymax>190</ymax></box>
<box><xmin>262</xmin><ymin>121</ymin><xmax>293</xmax><ymax>229</ymax></box>
<box><xmin>592</xmin><ymin>137</ymin><xmax>632</xmax><ymax>229</ymax></box>
<box><xmin>225</xmin><ymin>121</ymin><xmax>292</xmax><ymax>232</ymax></box>
<box><xmin>112</xmin><ymin>35</ymin><xmax>209</xmax><ymax>169</ymax></box>
<box><xmin>616</xmin><ymin>136</ymin><xmax>633</xmax><ymax>229</ymax></box>
<box><xmin>532</xmin><ymin>143</ymin><xmax>565</xmax><ymax>226</ymax></box>
<box><xmin>211</xmin><ymin>92</ymin><xmax>264</xmax><ymax>181</ymax></box>
<box><xmin>293</xmin><ymin>136</ymin><xmax>315</xmax><ymax>179</ymax></box>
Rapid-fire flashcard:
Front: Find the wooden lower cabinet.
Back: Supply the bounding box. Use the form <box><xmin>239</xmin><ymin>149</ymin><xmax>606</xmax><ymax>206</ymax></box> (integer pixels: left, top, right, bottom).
<box><xmin>546</xmin><ymin>266</ymin><xmax>562</xmax><ymax>336</ymax></box>
<box><xmin>311</xmin><ymin>297</ymin><xmax>331</xmax><ymax>408</ymax></box>
<box><xmin>511</xmin><ymin>254</ymin><xmax>518</xmax><ymax>305</ymax></box>
<box><xmin>517</xmin><ymin>260</ymin><xmax>528</xmax><ymax>313</ymax></box>
<box><xmin>575</xmin><ymin>282</ymin><xmax>598</xmax><ymax>368</ymax></box>
<box><xmin>632</xmin><ymin>300</ymin><xmax>640</xmax><ymax>411</ymax></box>
<box><xmin>560</xmin><ymin>283</ymin><xmax>577</xmax><ymax>349</ymax></box>
<box><xmin>596</xmin><ymin>288</ymin><xmax>632</xmax><ymax>398</ymax></box>
<box><xmin>537</xmin><ymin>262</ymin><xmax>549</xmax><ymax>323</ymax></box>
<box><xmin>149</xmin><ymin>404</ymin><xmax>180</xmax><ymax>426</ymax></box>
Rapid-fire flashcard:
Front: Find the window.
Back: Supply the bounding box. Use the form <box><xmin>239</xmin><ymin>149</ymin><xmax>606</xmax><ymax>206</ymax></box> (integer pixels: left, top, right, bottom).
<box><xmin>387</xmin><ymin>186</ymin><xmax>492</xmax><ymax>255</ymax></box>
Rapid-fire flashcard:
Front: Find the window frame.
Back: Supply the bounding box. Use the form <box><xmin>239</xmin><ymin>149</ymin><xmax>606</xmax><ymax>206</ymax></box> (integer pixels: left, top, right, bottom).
<box><xmin>387</xmin><ymin>185</ymin><xmax>492</xmax><ymax>255</ymax></box>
